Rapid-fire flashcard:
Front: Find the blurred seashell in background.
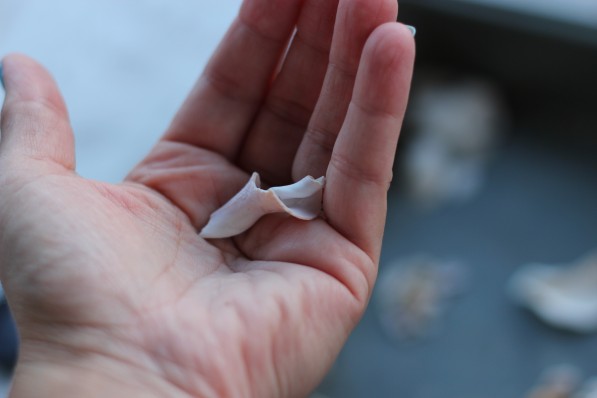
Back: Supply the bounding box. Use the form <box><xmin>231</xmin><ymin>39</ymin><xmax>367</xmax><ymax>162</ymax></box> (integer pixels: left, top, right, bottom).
<box><xmin>403</xmin><ymin>73</ymin><xmax>509</xmax><ymax>208</ymax></box>
<box><xmin>525</xmin><ymin>364</ymin><xmax>581</xmax><ymax>398</ymax></box>
<box><xmin>574</xmin><ymin>377</ymin><xmax>597</xmax><ymax>398</ymax></box>
<box><xmin>508</xmin><ymin>251</ymin><xmax>597</xmax><ymax>333</ymax></box>
<box><xmin>376</xmin><ymin>255</ymin><xmax>469</xmax><ymax>340</ymax></box>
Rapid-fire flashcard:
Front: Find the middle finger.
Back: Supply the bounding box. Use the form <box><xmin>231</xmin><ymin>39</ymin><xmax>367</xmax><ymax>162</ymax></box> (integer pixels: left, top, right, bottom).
<box><xmin>237</xmin><ymin>0</ymin><xmax>340</xmax><ymax>185</ymax></box>
<box><xmin>292</xmin><ymin>0</ymin><xmax>398</xmax><ymax>181</ymax></box>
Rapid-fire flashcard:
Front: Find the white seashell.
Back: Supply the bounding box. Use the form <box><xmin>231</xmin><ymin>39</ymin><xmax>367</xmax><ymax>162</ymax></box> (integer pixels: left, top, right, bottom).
<box><xmin>575</xmin><ymin>377</ymin><xmax>597</xmax><ymax>398</ymax></box>
<box><xmin>525</xmin><ymin>364</ymin><xmax>581</xmax><ymax>398</ymax></box>
<box><xmin>376</xmin><ymin>255</ymin><xmax>469</xmax><ymax>340</ymax></box>
<box><xmin>199</xmin><ymin>172</ymin><xmax>325</xmax><ymax>239</ymax></box>
<box><xmin>403</xmin><ymin>76</ymin><xmax>508</xmax><ymax>208</ymax></box>
<box><xmin>508</xmin><ymin>251</ymin><xmax>597</xmax><ymax>333</ymax></box>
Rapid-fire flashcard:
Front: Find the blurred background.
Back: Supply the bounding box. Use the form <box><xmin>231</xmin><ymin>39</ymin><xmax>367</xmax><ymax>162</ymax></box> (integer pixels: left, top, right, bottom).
<box><xmin>1</xmin><ymin>0</ymin><xmax>597</xmax><ymax>397</ymax></box>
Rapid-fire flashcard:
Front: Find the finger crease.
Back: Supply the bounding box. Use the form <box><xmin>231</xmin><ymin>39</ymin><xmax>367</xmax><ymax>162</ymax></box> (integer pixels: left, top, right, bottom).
<box><xmin>237</xmin><ymin>15</ymin><xmax>292</xmax><ymax>45</ymax></box>
<box><xmin>328</xmin><ymin>60</ymin><xmax>358</xmax><ymax>81</ymax></box>
<box><xmin>351</xmin><ymin>100</ymin><xmax>401</xmax><ymax>123</ymax></box>
<box><xmin>294</xmin><ymin>30</ymin><xmax>332</xmax><ymax>57</ymax></box>
<box><xmin>304</xmin><ymin>127</ymin><xmax>337</xmax><ymax>155</ymax></box>
<box><xmin>202</xmin><ymin>70</ymin><xmax>263</xmax><ymax>106</ymax></box>
<box><xmin>265</xmin><ymin>96</ymin><xmax>313</xmax><ymax>130</ymax></box>
<box><xmin>330</xmin><ymin>151</ymin><xmax>391</xmax><ymax>188</ymax></box>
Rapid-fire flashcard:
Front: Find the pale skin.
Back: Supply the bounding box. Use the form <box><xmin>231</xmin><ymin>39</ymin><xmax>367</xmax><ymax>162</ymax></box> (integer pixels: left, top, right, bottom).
<box><xmin>0</xmin><ymin>0</ymin><xmax>414</xmax><ymax>396</ymax></box>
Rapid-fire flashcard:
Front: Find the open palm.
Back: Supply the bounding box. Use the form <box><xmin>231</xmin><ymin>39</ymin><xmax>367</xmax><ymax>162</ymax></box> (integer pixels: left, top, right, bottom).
<box><xmin>0</xmin><ymin>0</ymin><xmax>414</xmax><ymax>397</ymax></box>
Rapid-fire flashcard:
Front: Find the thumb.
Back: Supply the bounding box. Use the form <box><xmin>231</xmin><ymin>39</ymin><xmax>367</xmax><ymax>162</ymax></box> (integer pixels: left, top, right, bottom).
<box><xmin>0</xmin><ymin>54</ymin><xmax>75</xmax><ymax>170</ymax></box>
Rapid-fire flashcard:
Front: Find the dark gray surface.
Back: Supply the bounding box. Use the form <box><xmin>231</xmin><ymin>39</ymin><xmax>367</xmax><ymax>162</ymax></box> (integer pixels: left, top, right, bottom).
<box><xmin>319</xmin><ymin>131</ymin><xmax>597</xmax><ymax>397</ymax></box>
<box><xmin>401</xmin><ymin>0</ymin><xmax>597</xmax><ymax>47</ymax></box>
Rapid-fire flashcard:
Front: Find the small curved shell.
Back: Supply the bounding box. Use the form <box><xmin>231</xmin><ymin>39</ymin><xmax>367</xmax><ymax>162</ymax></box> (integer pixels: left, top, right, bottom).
<box><xmin>199</xmin><ymin>173</ymin><xmax>325</xmax><ymax>239</ymax></box>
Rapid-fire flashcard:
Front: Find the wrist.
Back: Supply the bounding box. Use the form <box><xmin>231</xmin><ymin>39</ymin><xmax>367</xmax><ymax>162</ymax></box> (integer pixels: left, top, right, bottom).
<box><xmin>10</xmin><ymin>341</ymin><xmax>191</xmax><ymax>398</ymax></box>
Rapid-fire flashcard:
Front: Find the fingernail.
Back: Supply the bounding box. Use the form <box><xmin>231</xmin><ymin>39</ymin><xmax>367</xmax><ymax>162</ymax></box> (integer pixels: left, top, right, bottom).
<box><xmin>0</xmin><ymin>62</ymin><xmax>4</xmax><ymax>90</ymax></box>
<box><xmin>405</xmin><ymin>25</ymin><xmax>417</xmax><ymax>37</ymax></box>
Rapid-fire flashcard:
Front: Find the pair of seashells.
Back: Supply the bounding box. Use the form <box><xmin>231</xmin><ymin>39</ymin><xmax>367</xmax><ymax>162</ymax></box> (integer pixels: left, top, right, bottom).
<box><xmin>199</xmin><ymin>173</ymin><xmax>325</xmax><ymax>239</ymax></box>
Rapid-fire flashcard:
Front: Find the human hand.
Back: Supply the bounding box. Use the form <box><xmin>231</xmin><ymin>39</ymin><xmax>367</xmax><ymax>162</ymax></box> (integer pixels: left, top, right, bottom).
<box><xmin>0</xmin><ymin>0</ymin><xmax>414</xmax><ymax>396</ymax></box>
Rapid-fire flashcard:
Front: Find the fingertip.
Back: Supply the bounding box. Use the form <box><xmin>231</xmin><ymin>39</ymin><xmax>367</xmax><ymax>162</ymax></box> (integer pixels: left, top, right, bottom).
<box><xmin>0</xmin><ymin>54</ymin><xmax>75</xmax><ymax>170</ymax></box>
<box><xmin>355</xmin><ymin>22</ymin><xmax>415</xmax><ymax>115</ymax></box>
<box><xmin>364</xmin><ymin>22</ymin><xmax>416</xmax><ymax>65</ymax></box>
<box><xmin>1</xmin><ymin>53</ymin><xmax>68</xmax><ymax>115</ymax></box>
<box><xmin>2</xmin><ymin>53</ymin><xmax>35</xmax><ymax>91</ymax></box>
